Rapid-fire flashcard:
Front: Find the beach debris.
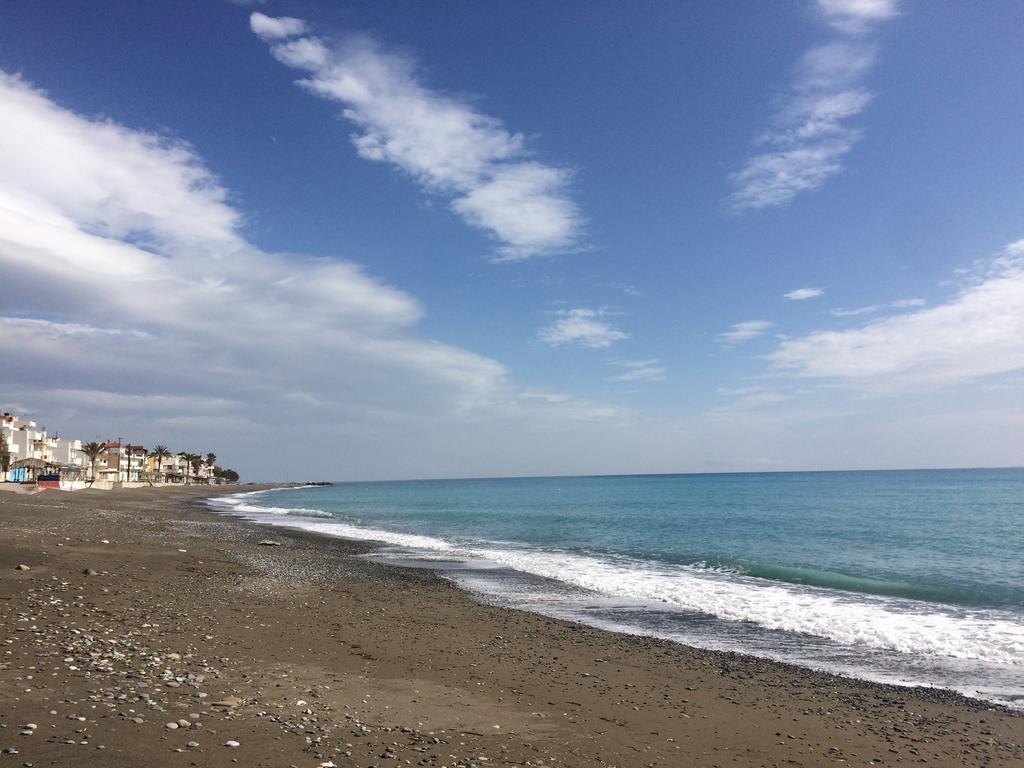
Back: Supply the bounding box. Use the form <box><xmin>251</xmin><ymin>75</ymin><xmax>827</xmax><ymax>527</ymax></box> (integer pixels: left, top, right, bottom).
<box><xmin>100</xmin><ymin>539</ymin><xmax>110</xmax><ymax>544</ymax></box>
<box><xmin>258</xmin><ymin>539</ymin><xmax>281</xmax><ymax>546</ymax></box>
<box><xmin>224</xmin><ymin>739</ymin><xmax>240</xmax><ymax>748</ymax></box>
<box><xmin>15</xmin><ymin>564</ymin><xmax>30</xmax><ymax>571</ymax></box>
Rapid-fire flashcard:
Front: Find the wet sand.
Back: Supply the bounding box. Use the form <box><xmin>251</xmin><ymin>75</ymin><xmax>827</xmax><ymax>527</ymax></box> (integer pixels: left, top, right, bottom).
<box><xmin>1</xmin><ymin>485</ymin><xmax>1022</xmax><ymax>767</ymax></box>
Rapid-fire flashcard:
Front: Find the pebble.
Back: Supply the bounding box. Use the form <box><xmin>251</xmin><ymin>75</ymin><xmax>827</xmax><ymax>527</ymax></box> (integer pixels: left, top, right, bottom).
<box><xmin>82</xmin><ymin>568</ymin><xmax>98</xmax><ymax>576</ymax></box>
<box><xmin>2</xmin><ymin>747</ymin><xmax>17</xmax><ymax>755</ymax></box>
<box><xmin>186</xmin><ymin>741</ymin><xmax>200</xmax><ymax>749</ymax></box>
<box><xmin>15</xmin><ymin>564</ymin><xmax>30</xmax><ymax>571</ymax></box>
<box><xmin>165</xmin><ymin>722</ymin><xmax>179</xmax><ymax>730</ymax></box>
<box><xmin>224</xmin><ymin>740</ymin><xmax>241</xmax><ymax>748</ymax></box>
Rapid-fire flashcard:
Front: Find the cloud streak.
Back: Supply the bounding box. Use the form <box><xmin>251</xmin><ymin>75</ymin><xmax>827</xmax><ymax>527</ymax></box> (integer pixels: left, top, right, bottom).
<box><xmin>785</xmin><ymin>287</ymin><xmax>825</xmax><ymax>300</ymax></box>
<box><xmin>829</xmin><ymin>297</ymin><xmax>924</xmax><ymax>316</ymax></box>
<box><xmin>718</xmin><ymin>320</ymin><xmax>773</xmax><ymax>346</ymax></box>
<box><xmin>250</xmin><ymin>13</ymin><xmax>582</xmax><ymax>261</ymax></box>
<box><xmin>609</xmin><ymin>359</ymin><xmax>667</xmax><ymax>383</ymax></box>
<box><xmin>728</xmin><ymin>0</ymin><xmax>897</xmax><ymax>211</ymax></box>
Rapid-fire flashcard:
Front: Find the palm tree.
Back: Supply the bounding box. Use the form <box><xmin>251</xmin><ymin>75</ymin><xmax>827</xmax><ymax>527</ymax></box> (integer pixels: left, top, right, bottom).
<box><xmin>204</xmin><ymin>452</ymin><xmax>218</xmax><ymax>485</ymax></box>
<box><xmin>190</xmin><ymin>455</ymin><xmax>205</xmax><ymax>484</ymax></box>
<box><xmin>179</xmin><ymin>452</ymin><xmax>200</xmax><ymax>485</ymax></box>
<box><xmin>150</xmin><ymin>445</ymin><xmax>171</xmax><ymax>483</ymax></box>
<box><xmin>80</xmin><ymin>441</ymin><xmax>106</xmax><ymax>486</ymax></box>
<box><xmin>0</xmin><ymin>437</ymin><xmax>10</xmax><ymax>478</ymax></box>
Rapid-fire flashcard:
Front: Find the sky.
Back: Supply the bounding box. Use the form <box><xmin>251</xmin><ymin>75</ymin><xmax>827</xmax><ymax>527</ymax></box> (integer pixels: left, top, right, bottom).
<box><xmin>1</xmin><ymin>0</ymin><xmax>1023</xmax><ymax>480</ymax></box>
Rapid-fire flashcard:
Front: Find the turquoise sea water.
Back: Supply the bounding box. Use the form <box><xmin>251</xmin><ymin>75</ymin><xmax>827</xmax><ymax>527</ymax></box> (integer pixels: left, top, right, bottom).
<box><xmin>207</xmin><ymin>468</ymin><xmax>1024</xmax><ymax>707</ymax></box>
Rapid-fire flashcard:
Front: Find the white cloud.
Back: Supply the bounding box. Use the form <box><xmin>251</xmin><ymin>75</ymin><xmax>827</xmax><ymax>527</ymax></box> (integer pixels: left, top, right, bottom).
<box><xmin>0</xmin><ymin>70</ymin><xmax>628</xmax><ymax>478</ymax></box>
<box><xmin>41</xmin><ymin>389</ymin><xmax>238</xmax><ymax>413</ymax></box>
<box><xmin>817</xmin><ymin>0</ymin><xmax>898</xmax><ymax>34</ymax></box>
<box><xmin>249</xmin><ymin>12</ymin><xmax>307</xmax><ymax>40</ymax></box>
<box><xmin>539</xmin><ymin>309</ymin><xmax>628</xmax><ymax>349</ymax></box>
<box><xmin>890</xmin><ymin>298</ymin><xmax>925</xmax><ymax>309</ymax></box>
<box><xmin>718</xmin><ymin>320</ymin><xmax>774</xmax><ymax>346</ymax></box>
<box><xmin>830</xmin><ymin>297</ymin><xmax>924</xmax><ymax>317</ymax></box>
<box><xmin>772</xmin><ymin>240</ymin><xmax>1024</xmax><ymax>391</ymax></box>
<box><xmin>784</xmin><ymin>287</ymin><xmax>825</xmax><ymax>300</ymax></box>
<box><xmin>829</xmin><ymin>303</ymin><xmax>880</xmax><ymax>317</ymax></box>
<box><xmin>609</xmin><ymin>359</ymin><xmax>667</xmax><ymax>383</ymax></box>
<box><xmin>718</xmin><ymin>387</ymin><xmax>794</xmax><ymax>410</ymax></box>
<box><xmin>728</xmin><ymin>2</ymin><xmax>896</xmax><ymax>211</ymax></box>
<box><xmin>251</xmin><ymin>18</ymin><xmax>582</xmax><ymax>260</ymax></box>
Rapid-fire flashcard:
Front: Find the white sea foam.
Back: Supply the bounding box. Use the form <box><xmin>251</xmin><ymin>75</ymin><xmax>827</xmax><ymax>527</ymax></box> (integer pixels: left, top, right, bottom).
<box><xmin>207</xmin><ymin>492</ymin><xmax>1024</xmax><ymax>669</ymax></box>
<box><xmin>467</xmin><ymin>547</ymin><xmax>1024</xmax><ymax>667</ymax></box>
<box><xmin>208</xmin><ymin>494</ymin><xmax>452</xmax><ymax>551</ymax></box>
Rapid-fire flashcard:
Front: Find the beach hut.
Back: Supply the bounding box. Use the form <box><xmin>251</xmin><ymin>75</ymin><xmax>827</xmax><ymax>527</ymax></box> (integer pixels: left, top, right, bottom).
<box><xmin>11</xmin><ymin>457</ymin><xmax>52</xmax><ymax>483</ymax></box>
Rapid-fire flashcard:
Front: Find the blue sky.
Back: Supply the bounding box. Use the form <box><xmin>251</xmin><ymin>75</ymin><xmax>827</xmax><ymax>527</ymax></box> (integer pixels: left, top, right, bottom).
<box><xmin>2</xmin><ymin>0</ymin><xmax>1023</xmax><ymax>479</ymax></box>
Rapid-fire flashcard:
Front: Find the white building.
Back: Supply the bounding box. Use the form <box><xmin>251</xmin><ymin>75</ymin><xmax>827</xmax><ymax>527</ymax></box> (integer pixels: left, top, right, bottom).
<box><xmin>1</xmin><ymin>412</ymin><xmax>84</xmax><ymax>481</ymax></box>
<box><xmin>2</xmin><ymin>413</ymin><xmax>46</xmax><ymax>462</ymax></box>
<box><xmin>43</xmin><ymin>435</ymin><xmax>85</xmax><ymax>468</ymax></box>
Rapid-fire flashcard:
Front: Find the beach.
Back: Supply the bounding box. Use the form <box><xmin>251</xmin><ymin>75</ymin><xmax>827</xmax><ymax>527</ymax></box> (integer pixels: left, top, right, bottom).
<box><xmin>1</xmin><ymin>486</ymin><xmax>1022</xmax><ymax>768</ymax></box>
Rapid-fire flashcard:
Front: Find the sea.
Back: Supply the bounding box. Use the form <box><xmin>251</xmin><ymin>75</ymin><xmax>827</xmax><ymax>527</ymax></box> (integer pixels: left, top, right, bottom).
<box><xmin>205</xmin><ymin>468</ymin><xmax>1024</xmax><ymax>709</ymax></box>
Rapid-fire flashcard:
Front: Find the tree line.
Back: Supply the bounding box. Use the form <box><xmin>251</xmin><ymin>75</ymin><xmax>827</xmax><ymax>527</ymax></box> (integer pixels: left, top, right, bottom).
<box><xmin>78</xmin><ymin>443</ymin><xmax>239</xmax><ymax>485</ymax></box>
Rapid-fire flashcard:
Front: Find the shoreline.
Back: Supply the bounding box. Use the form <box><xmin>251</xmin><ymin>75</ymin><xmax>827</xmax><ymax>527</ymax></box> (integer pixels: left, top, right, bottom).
<box><xmin>207</xmin><ymin>488</ymin><xmax>998</xmax><ymax>710</ymax></box>
<box><xmin>208</xmin><ymin>484</ymin><xmax>1024</xmax><ymax>713</ymax></box>
<box><xmin>2</xmin><ymin>485</ymin><xmax>1022</xmax><ymax>767</ymax></box>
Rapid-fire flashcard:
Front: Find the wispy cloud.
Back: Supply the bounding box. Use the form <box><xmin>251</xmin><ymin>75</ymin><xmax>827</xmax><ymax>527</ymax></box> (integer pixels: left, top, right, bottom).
<box><xmin>784</xmin><ymin>287</ymin><xmax>825</xmax><ymax>300</ymax></box>
<box><xmin>728</xmin><ymin>0</ymin><xmax>897</xmax><ymax>211</ymax></box>
<box><xmin>609</xmin><ymin>359</ymin><xmax>666</xmax><ymax>383</ymax></box>
<box><xmin>249</xmin><ymin>13</ymin><xmax>582</xmax><ymax>261</ymax></box>
<box><xmin>890</xmin><ymin>297</ymin><xmax>926</xmax><ymax>309</ymax></box>
<box><xmin>718</xmin><ymin>386</ymin><xmax>795</xmax><ymax>410</ymax></box>
<box><xmin>818</xmin><ymin>0</ymin><xmax>898</xmax><ymax>33</ymax></box>
<box><xmin>718</xmin><ymin>320</ymin><xmax>774</xmax><ymax>346</ymax></box>
<box><xmin>772</xmin><ymin>239</ymin><xmax>1024</xmax><ymax>391</ymax></box>
<box><xmin>830</xmin><ymin>297</ymin><xmax>924</xmax><ymax>317</ymax></box>
<box><xmin>829</xmin><ymin>304</ymin><xmax>880</xmax><ymax>317</ymax></box>
<box><xmin>539</xmin><ymin>309</ymin><xmax>628</xmax><ymax>349</ymax></box>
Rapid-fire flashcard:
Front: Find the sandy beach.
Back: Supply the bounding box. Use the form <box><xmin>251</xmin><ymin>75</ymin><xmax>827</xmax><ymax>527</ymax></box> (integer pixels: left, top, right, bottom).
<box><xmin>1</xmin><ymin>485</ymin><xmax>1022</xmax><ymax>768</ymax></box>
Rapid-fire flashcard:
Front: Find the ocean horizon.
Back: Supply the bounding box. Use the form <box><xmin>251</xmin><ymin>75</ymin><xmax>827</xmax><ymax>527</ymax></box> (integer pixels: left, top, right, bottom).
<box><xmin>207</xmin><ymin>467</ymin><xmax>1024</xmax><ymax>710</ymax></box>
